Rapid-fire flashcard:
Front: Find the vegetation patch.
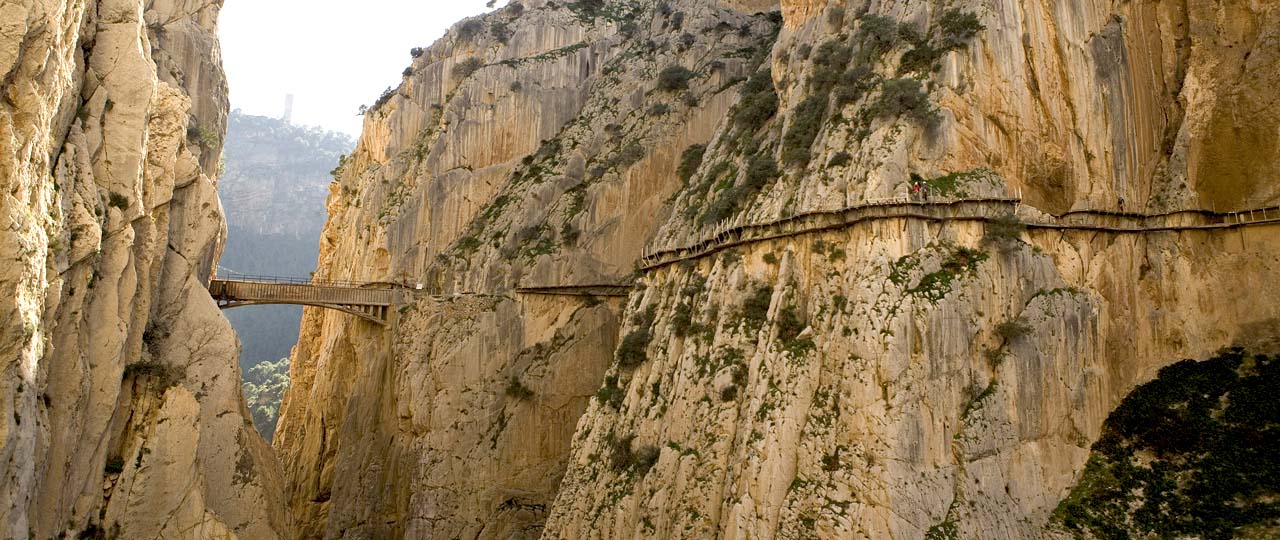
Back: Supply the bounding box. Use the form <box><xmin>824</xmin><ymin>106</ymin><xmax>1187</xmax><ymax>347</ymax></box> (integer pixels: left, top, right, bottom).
<box><xmin>616</xmin><ymin>306</ymin><xmax>657</xmax><ymax>368</ymax></box>
<box><xmin>890</xmin><ymin>244</ymin><xmax>988</xmax><ymax>303</ymax></box>
<box><xmin>451</xmin><ymin>57</ymin><xmax>484</xmax><ymax>79</ymax></box>
<box><xmin>738</xmin><ymin>284</ymin><xmax>774</xmax><ymax>334</ymax></box>
<box><xmin>657</xmin><ymin>65</ymin><xmax>696</xmax><ymax>92</ymax></box>
<box><xmin>608</xmin><ymin>432</ymin><xmax>660</xmax><ymax>475</ymax></box>
<box><xmin>781</xmin><ymin>96</ymin><xmax>829</xmax><ymax>168</ymax></box>
<box><xmin>505</xmin><ymin>376</ymin><xmax>535</xmax><ymax>400</ymax></box>
<box><xmin>123</xmin><ymin>361</ymin><xmax>182</xmax><ymax>389</ymax></box>
<box><xmin>777</xmin><ymin>306</ymin><xmax>815</xmax><ymax>357</ymax></box>
<box><xmin>596</xmin><ymin>375</ymin><xmax>624</xmax><ymax>409</ymax></box>
<box><xmin>1053</xmin><ymin>348</ymin><xmax>1280</xmax><ymax>540</ymax></box>
<box><xmin>677</xmin><ymin>144</ymin><xmax>706</xmax><ymax>184</ymax></box>
<box><xmin>984</xmin><ymin>214</ymin><xmax>1026</xmax><ymax>246</ymax></box>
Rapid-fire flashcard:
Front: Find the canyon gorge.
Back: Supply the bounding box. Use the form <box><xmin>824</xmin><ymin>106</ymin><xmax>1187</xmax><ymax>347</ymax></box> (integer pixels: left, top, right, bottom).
<box><xmin>2</xmin><ymin>0</ymin><xmax>1277</xmax><ymax>539</ymax></box>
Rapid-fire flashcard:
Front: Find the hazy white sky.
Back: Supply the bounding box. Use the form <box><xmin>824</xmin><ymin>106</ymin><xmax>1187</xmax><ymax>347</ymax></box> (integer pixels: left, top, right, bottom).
<box><xmin>220</xmin><ymin>0</ymin><xmax>506</xmax><ymax>136</ymax></box>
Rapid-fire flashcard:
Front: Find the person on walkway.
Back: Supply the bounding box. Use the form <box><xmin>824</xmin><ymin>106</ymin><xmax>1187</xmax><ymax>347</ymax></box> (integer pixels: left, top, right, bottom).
<box><xmin>1118</xmin><ymin>197</ymin><xmax>1126</xmax><ymax>213</ymax></box>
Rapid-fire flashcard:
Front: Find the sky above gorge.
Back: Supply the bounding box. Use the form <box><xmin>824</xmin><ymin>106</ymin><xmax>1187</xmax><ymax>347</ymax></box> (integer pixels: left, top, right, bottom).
<box><xmin>220</xmin><ymin>0</ymin><xmax>508</xmax><ymax>136</ymax></box>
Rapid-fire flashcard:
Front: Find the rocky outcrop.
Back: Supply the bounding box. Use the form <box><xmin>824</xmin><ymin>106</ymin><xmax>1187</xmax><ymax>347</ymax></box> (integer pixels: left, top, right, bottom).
<box><xmin>0</xmin><ymin>0</ymin><xmax>288</xmax><ymax>538</ymax></box>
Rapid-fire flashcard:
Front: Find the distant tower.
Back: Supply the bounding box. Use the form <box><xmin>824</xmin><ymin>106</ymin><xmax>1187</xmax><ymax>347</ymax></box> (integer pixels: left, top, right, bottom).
<box><xmin>282</xmin><ymin>94</ymin><xmax>294</xmax><ymax>124</ymax></box>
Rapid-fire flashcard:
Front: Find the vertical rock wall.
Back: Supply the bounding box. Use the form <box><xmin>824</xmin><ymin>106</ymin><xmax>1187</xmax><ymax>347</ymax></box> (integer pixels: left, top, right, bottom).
<box><xmin>544</xmin><ymin>0</ymin><xmax>1280</xmax><ymax>538</ymax></box>
<box><xmin>273</xmin><ymin>1</ymin><xmax>785</xmax><ymax>538</ymax></box>
<box><xmin>0</xmin><ymin>0</ymin><xmax>289</xmax><ymax>538</ymax></box>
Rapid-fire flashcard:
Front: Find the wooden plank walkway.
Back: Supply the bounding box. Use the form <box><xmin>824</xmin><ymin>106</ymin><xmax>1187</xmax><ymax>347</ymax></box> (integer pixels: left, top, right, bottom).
<box><xmin>209</xmin><ymin>278</ymin><xmax>399</xmax><ymax>325</ymax></box>
<box><xmin>639</xmin><ymin>198</ymin><xmax>1280</xmax><ymax>270</ymax></box>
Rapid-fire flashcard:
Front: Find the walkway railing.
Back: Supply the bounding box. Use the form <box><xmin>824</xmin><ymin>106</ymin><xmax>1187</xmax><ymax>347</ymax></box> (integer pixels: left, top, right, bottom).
<box><xmin>209</xmin><ymin>276</ymin><xmax>400</xmax><ymax>325</ymax></box>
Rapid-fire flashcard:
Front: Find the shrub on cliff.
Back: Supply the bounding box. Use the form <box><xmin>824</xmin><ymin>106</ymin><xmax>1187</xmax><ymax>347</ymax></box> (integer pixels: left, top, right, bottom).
<box><xmin>1053</xmin><ymin>349</ymin><xmax>1280</xmax><ymax>539</ymax></box>
<box><xmin>608</xmin><ymin>433</ymin><xmax>660</xmax><ymax>474</ymax></box>
<box><xmin>451</xmin><ymin>57</ymin><xmax>484</xmax><ymax>79</ymax></box>
<box><xmin>504</xmin><ymin>376</ymin><xmax>534</xmax><ymax>400</ymax></box>
<box><xmin>616</xmin><ymin>306</ymin><xmax>656</xmax><ymax>367</ymax></box>
<box><xmin>457</xmin><ymin>19</ymin><xmax>484</xmax><ymax>42</ymax></box>
<box><xmin>657</xmin><ymin>65</ymin><xmax>695</xmax><ymax>92</ymax></box>
<box><xmin>994</xmin><ymin>317</ymin><xmax>1032</xmax><ymax>341</ymax></box>
<box><xmin>782</xmin><ymin>96</ymin><xmax>829</xmax><ymax>168</ymax></box>
<box><xmin>677</xmin><ymin>144</ymin><xmax>706</xmax><ymax>183</ymax></box>
<box><xmin>867</xmin><ymin>78</ymin><xmax>937</xmax><ymax>124</ymax></box>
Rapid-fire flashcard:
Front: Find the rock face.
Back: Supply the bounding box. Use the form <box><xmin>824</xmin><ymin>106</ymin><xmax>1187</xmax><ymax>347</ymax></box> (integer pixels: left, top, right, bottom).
<box><xmin>275</xmin><ymin>0</ymin><xmax>1279</xmax><ymax>539</ymax></box>
<box><xmin>0</xmin><ymin>0</ymin><xmax>288</xmax><ymax>538</ymax></box>
<box><xmin>273</xmin><ymin>1</ymin><xmax>784</xmax><ymax>538</ymax></box>
<box><xmin>543</xmin><ymin>1</ymin><xmax>1280</xmax><ymax>539</ymax></box>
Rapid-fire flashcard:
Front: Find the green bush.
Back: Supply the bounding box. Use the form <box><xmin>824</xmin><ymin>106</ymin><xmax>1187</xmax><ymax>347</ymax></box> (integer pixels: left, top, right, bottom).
<box><xmin>104</xmin><ymin>455</ymin><xmax>125</xmax><ymax>475</ymax></box>
<box><xmin>657</xmin><ymin>65</ymin><xmax>695</xmax><ymax>92</ymax></box>
<box><xmin>833</xmin><ymin>65</ymin><xmax>878</xmax><ymax>108</ymax></box>
<box><xmin>995</xmin><ymin>317</ymin><xmax>1032</xmax><ymax>341</ymax></box>
<box><xmin>782</xmin><ymin>96</ymin><xmax>829</xmax><ymax>168</ymax></box>
<box><xmin>677</xmin><ymin>144</ymin><xmax>706</xmax><ymax>183</ymax></box>
<box><xmin>856</xmin><ymin>14</ymin><xmax>900</xmax><ymax>62</ymax></box>
<box><xmin>614</xmin><ymin>143</ymin><xmax>645</xmax><ymax>168</ymax></box>
<box><xmin>731</xmin><ymin>69</ymin><xmax>778</xmax><ymax>134</ymax></box>
<box><xmin>505</xmin><ymin>376</ymin><xmax>534</xmax><ymax>400</ymax></box>
<box><xmin>490</xmin><ymin>21</ymin><xmax>512</xmax><ymax>44</ymax></box>
<box><xmin>671</xmin><ymin>302</ymin><xmax>695</xmax><ymax>337</ymax></box>
<box><xmin>777</xmin><ymin>306</ymin><xmax>815</xmax><ymax>356</ymax></box>
<box><xmin>648</xmin><ymin>103</ymin><xmax>671</xmax><ymax>116</ymax></box>
<box><xmin>938</xmin><ymin>10</ymin><xmax>985</xmax><ymax>49</ymax></box>
<box><xmin>616</xmin><ymin>307</ymin><xmax>656</xmax><ymax>367</ymax></box>
<box><xmin>720</xmin><ymin>384</ymin><xmax>739</xmax><ymax>402</ymax></box>
<box><xmin>457</xmin><ymin>19</ymin><xmax>484</xmax><ymax>41</ymax></box>
<box><xmin>739</xmin><ymin>284</ymin><xmax>773</xmax><ymax>332</ymax></box>
<box><xmin>809</xmin><ymin>41</ymin><xmax>853</xmax><ymax>93</ymax></box>
<box><xmin>827</xmin><ymin>151</ymin><xmax>852</xmax><ymax>168</ymax></box>
<box><xmin>608</xmin><ymin>433</ymin><xmax>660</xmax><ymax>474</ymax></box>
<box><xmin>867</xmin><ymin>78</ymin><xmax>937</xmax><ymax>124</ymax></box>
<box><xmin>1053</xmin><ymin>349</ymin><xmax>1280</xmax><ymax>540</ymax></box>
<box><xmin>898</xmin><ymin>42</ymin><xmax>944</xmax><ymax>74</ymax></box>
<box><xmin>452</xmin><ymin>57</ymin><xmax>484</xmax><ymax>79</ymax></box>
<box><xmin>596</xmin><ymin>375</ymin><xmax>624</xmax><ymax>408</ymax></box>
<box><xmin>743</xmin><ymin>153</ymin><xmax>779</xmax><ymax>190</ymax></box>
<box><xmin>616</xmin><ymin>330</ymin><xmax>650</xmax><ymax>365</ymax></box>
<box><xmin>123</xmin><ymin>361</ymin><xmax>182</xmax><ymax>389</ymax></box>
<box><xmin>985</xmin><ymin>214</ymin><xmax>1026</xmax><ymax>245</ymax></box>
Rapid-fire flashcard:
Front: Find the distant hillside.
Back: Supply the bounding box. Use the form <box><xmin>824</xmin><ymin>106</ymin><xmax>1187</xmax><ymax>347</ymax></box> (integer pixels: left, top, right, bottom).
<box><xmin>217</xmin><ymin>110</ymin><xmax>353</xmax><ymax>439</ymax></box>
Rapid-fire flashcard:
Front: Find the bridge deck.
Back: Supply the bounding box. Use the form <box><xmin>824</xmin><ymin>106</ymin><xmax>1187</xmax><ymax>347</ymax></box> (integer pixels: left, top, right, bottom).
<box><xmin>210</xmin><ymin>279</ymin><xmax>398</xmax><ymax>325</ymax></box>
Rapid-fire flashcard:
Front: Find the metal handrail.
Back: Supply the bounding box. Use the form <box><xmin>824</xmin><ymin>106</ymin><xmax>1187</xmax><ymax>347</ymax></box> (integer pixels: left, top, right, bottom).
<box><xmin>213</xmin><ymin>272</ymin><xmax>396</xmax><ymax>289</ymax></box>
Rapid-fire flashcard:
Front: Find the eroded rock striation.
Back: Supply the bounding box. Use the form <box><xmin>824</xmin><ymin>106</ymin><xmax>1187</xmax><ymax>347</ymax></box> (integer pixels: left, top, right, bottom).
<box><xmin>275</xmin><ymin>0</ymin><xmax>1279</xmax><ymax>539</ymax></box>
<box><xmin>0</xmin><ymin>0</ymin><xmax>288</xmax><ymax>538</ymax></box>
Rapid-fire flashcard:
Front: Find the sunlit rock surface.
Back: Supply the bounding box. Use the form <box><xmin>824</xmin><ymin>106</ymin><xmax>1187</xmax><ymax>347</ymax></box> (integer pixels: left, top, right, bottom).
<box><xmin>273</xmin><ymin>0</ymin><xmax>1279</xmax><ymax>539</ymax></box>
<box><xmin>0</xmin><ymin>0</ymin><xmax>289</xmax><ymax>537</ymax></box>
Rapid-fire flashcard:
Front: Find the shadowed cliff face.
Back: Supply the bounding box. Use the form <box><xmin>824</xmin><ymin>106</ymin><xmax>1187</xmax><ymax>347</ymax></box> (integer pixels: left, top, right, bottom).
<box><xmin>276</xmin><ymin>0</ymin><xmax>1278</xmax><ymax>539</ymax></box>
<box><xmin>0</xmin><ymin>0</ymin><xmax>288</xmax><ymax>538</ymax></box>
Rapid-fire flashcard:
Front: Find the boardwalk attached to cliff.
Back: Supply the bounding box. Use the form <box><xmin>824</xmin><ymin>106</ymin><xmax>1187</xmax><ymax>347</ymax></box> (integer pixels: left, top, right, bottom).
<box><xmin>639</xmin><ymin>197</ymin><xmax>1280</xmax><ymax>270</ymax></box>
<box><xmin>209</xmin><ymin>275</ymin><xmax>399</xmax><ymax>325</ymax></box>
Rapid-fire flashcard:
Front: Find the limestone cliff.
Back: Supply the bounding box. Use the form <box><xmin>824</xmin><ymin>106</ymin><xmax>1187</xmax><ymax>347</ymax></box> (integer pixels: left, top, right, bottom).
<box><xmin>544</xmin><ymin>0</ymin><xmax>1280</xmax><ymax>538</ymax></box>
<box><xmin>274</xmin><ymin>1</ymin><xmax>784</xmax><ymax>537</ymax></box>
<box><xmin>0</xmin><ymin>0</ymin><xmax>288</xmax><ymax>538</ymax></box>
<box><xmin>276</xmin><ymin>0</ymin><xmax>1280</xmax><ymax>539</ymax></box>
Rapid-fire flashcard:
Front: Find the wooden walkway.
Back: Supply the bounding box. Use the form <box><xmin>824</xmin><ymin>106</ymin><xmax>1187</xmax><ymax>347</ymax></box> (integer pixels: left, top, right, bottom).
<box><xmin>639</xmin><ymin>197</ymin><xmax>1280</xmax><ymax>270</ymax></box>
<box><xmin>209</xmin><ymin>276</ymin><xmax>400</xmax><ymax>325</ymax></box>
<box><xmin>515</xmin><ymin>284</ymin><xmax>631</xmax><ymax>297</ymax></box>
